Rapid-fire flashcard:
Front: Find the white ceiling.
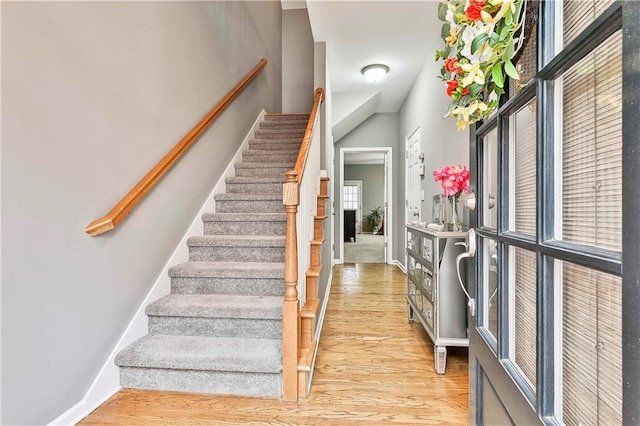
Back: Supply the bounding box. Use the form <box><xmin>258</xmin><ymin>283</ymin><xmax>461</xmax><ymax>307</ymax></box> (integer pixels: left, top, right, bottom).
<box><xmin>303</xmin><ymin>0</ymin><xmax>443</xmax><ymax>140</ymax></box>
<box><xmin>307</xmin><ymin>0</ymin><xmax>440</xmax><ymax>112</ymax></box>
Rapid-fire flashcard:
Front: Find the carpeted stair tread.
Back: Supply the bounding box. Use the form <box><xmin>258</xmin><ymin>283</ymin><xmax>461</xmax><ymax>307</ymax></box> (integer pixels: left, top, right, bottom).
<box><xmin>243</xmin><ymin>151</ymin><xmax>299</xmax><ymax>161</ymax></box>
<box><xmin>235</xmin><ymin>162</ymin><xmax>295</xmax><ymax>168</ymax></box>
<box><xmin>264</xmin><ymin>114</ymin><xmax>309</xmax><ymax>122</ymax></box>
<box><xmin>187</xmin><ymin>235</ymin><xmax>285</xmax><ymax>247</ymax></box>
<box><xmin>259</xmin><ymin>122</ymin><xmax>308</xmax><ymax>130</ymax></box>
<box><xmin>249</xmin><ymin>138</ymin><xmax>302</xmax><ymax>145</ymax></box>
<box><xmin>214</xmin><ymin>193</ymin><xmax>283</xmax><ymax>201</ymax></box>
<box><xmin>225</xmin><ymin>177</ymin><xmax>286</xmax><ymax>184</ymax></box>
<box><xmin>202</xmin><ymin>213</ymin><xmax>286</xmax><ymax>222</ymax></box>
<box><xmin>147</xmin><ymin>294</ymin><xmax>283</xmax><ymax>319</ymax></box>
<box><xmin>254</xmin><ymin>129</ymin><xmax>305</xmax><ymax>139</ymax></box>
<box><xmin>115</xmin><ymin>334</ymin><xmax>281</xmax><ymax>373</ymax></box>
<box><xmin>169</xmin><ymin>261</ymin><xmax>284</xmax><ymax>279</ymax></box>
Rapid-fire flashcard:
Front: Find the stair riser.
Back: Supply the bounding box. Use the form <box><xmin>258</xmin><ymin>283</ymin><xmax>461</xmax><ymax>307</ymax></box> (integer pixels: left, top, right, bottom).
<box><xmin>234</xmin><ymin>166</ymin><xmax>291</xmax><ymax>178</ymax></box>
<box><xmin>215</xmin><ymin>199</ymin><xmax>284</xmax><ymax>214</ymax></box>
<box><xmin>171</xmin><ymin>277</ymin><xmax>284</xmax><ymax>297</ymax></box>
<box><xmin>148</xmin><ymin>317</ymin><xmax>282</xmax><ymax>339</ymax></box>
<box><xmin>226</xmin><ymin>182</ymin><xmax>283</xmax><ymax>194</ymax></box>
<box><xmin>248</xmin><ymin>143</ymin><xmax>301</xmax><ymax>152</ymax></box>
<box><xmin>259</xmin><ymin>122</ymin><xmax>308</xmax><ymax>130</ymax></box>
<box><xmin>264</xmin><ymin>115</ymin><xmax>309</xmax><ymax>122</ymax></box>
<box><xmin>254</xmin><ymin>130</ymin><xmax>305</xmax><ymax>139</ymax></box>
<box><xmin>189</xmin><ymin>246</ymin><xmax>284</xmax><ymax>263</ymax></box>
<box><xmin>204</xmin><ymin>220</ymin><xmax>286</xmax><ymax>235</ymax></box>
<box><xmin>243</xmin><ymin>152</ymin><xmax>299</xmax><ymax>163</ymax></box>
<box><xmin>120</xmin><ymin>367</ymin><xmax>282</xmax><ymax>398</ymax></box>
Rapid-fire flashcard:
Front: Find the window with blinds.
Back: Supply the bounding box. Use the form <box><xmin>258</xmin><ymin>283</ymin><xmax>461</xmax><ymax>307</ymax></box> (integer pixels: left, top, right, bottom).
<box><xmin>561</xmin><ymin>262</ymin><xmax>622</xmax><ymax>425</ymax></box>
<box><xmin>563</xmin><ymin>0</ymin><xmax>616</xmax><ymax>47</ymax></box>
<box><xmin>560</xmin><ymin>30</ymin><xmax>622</xmax><ymax>251</ymax></box>
<box><xmin>482</xmin><ymin>129</ymin><xmax>498</xmax><ymax>229</ymax></box>
<box><xmin>483</xmin><ymin>237</ymin><xmax>499</xmax><ymax>342</ymax></box>
<box><xmin>511</xmin><ymin>99</ymin><xmax>537</xmax><ymax>235</ymax></box>
<box><xmin>512</xmin><ymin>247</ymin><xmax>537</xmax><ymax>391</ymax></box>
<box><xmin>559</xmin><ymin>2</ymin><xmax>623</xmax><ymax>425</ymax></box>
<box><xmin>515</xmin><ymin>20</ymin><xmax>537</xmax><ymax>93</ymax></box>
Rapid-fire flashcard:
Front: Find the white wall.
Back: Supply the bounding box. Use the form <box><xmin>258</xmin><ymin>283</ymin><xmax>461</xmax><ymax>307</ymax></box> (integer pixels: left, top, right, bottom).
<box><xmin>333</xmin><ymin>113</ymin><xmax>399</xmax><ymax>261</ymax></box>
<box><xmin>397</xmin><ymin>49</ymin><xmax>469</xmax><ymax>267</ymax></box>
<box><xmin>1</xmin><ymin>2</ymin><xmax>282</xmax><ymax>424</ymax></box>
<box><xmin>282</xmin><ymin>9</ymin><xmax>314</xmax><ymax>112</ymax></box>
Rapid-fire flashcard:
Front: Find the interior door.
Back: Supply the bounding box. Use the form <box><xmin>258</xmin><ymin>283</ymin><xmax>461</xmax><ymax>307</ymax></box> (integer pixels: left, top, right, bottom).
<box><xmin>467</xmin><ymin>1</ymin><xmax>636</xmax><ymax>423</ymax></box>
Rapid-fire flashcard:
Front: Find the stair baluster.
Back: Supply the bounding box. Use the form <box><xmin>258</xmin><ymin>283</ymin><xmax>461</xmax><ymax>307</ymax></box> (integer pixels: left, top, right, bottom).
<box><xmin>282</xmin><ymin>88</ymin><xmax>325</xmax><ymax>402</ymax></box>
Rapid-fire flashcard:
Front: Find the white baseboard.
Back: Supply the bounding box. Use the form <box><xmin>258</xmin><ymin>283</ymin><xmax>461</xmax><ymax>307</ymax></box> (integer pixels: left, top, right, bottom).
<box><xmin>49</xmin><ymin>401</ymin><xmax>86</xmax><ymax>426</ymax></box>
<box><xmin>48</xmin><ymin>111</ymin><xmax>266</xmax><ymax>426</ymax></box>
<box><xmin>392</xmin><ymin>260</ymin><xmax>406</xmax><ymax>274</ymax></box>
<box><xmin>307</xmin><ymin>267</ymin><xmax>333</xmax><ymax>393</ymax></box>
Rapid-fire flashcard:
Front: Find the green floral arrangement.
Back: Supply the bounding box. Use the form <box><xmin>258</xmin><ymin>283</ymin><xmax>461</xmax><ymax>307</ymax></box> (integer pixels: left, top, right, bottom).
<box><xmin>435</xmin><ymin>0</ymin><xmax>528</xmax><ymax>130</ymax></box>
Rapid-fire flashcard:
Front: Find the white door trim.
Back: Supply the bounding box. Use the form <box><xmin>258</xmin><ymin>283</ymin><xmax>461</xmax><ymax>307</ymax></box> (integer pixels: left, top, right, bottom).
<box><xmin>404</xmin><ymin>125</ymin><xmax>421</xmax><ymax>266</ymax></box>
<box><xmin>337</xmin><ymin>147</ymin><xmax>393</xmax><ymax>264</ymax></box>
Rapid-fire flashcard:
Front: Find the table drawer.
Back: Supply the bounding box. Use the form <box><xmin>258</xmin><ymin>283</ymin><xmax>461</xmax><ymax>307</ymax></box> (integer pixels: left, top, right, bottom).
<box><xmin>422</xmin><ymin>268</ymin><xmax>434</xmax><ymax>302</ymax></box>
<box><xmin>422</xmin><ymin>296</ymin><xmax>435</xmax><ymax>331</ymax></box>
<box><xmin>421</xmin><ymin>235</ymin><xmax>434</xmax><ymax>269</ymax></box>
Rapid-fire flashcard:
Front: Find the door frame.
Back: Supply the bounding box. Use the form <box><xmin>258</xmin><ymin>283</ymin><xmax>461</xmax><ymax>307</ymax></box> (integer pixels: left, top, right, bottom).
<box><xmin>337</xmin><ymin>147</ymin><xmax>393</xmax><ymax>264</ymax></box>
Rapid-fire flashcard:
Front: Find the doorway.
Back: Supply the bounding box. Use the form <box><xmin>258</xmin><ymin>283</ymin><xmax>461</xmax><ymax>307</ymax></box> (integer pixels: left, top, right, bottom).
<box><xmin>338</xmin><ymin>147</ymin><xmax>393</xmax><ymax>264</ymax></box>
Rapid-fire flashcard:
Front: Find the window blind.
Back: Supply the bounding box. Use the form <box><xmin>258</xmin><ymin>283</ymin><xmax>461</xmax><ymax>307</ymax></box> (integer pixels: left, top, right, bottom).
<box><xmin>560</xmin><ymin>2</ymin><xmax>622</xmax><ymax>424</ymax></box>
<box><xmin>515</xmin><ymin>22</ymin><xmax>537</xmax><ymax>93</ymax></box>
<box><xmin>513</xmin><ymin>247</ymin><xmax>537</xmax><ymax>389</ymax></box>
<box><xmin>513</xmin><ymin>99</ymin><xmax>537</xmax><ymax>236</ymax></box>
<box><xmin>563</xmin><ymin>0</ymin><xmax>615</xmax><ymax>47</ymax></box>
<box><xmin>561</xmin><ymin>30</ymin><xmax>622</xmax><ymax>251</ymax></box>
<box><xmin>562</xmin><ymin>262</ymin><xmax>622</xmax><ymax>425</ymax></box>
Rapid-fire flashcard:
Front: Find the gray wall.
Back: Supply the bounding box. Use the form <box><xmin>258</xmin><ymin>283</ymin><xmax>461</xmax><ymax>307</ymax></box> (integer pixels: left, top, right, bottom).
<box><xmin>1</xmin><ymin>2</ymin><xmax>282</xmax><ymax>424</ymax></box>
<box><xmin>344</xmin><ymin>164</ymin><xmax>385</xmax><ymax>232</ymax></box>
<box><xmin>333</xmin><ymin>113</ymin><xmax>399</xmax><ymax>260</ymax></box>
<box><xmin>397</xmin><ymin>50</ymin><xmax>468</xmax><ymax>268</ymax></box>
<box><xmin>282</xmin><ymin>9</ymin><xmax>314</xmax><ymax>112</ymax></box>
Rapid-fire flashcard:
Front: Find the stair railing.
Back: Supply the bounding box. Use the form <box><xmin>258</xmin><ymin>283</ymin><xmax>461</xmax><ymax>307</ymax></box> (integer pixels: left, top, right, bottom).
<box><xmin>282</xmin><ymin>87</ymin><xmax>325</xmax><ymax>402</ymax></box>
<box><xmin>85</xmin><ymin>58</ymin><xmax>268</xmax><ymax>237</ymax></box>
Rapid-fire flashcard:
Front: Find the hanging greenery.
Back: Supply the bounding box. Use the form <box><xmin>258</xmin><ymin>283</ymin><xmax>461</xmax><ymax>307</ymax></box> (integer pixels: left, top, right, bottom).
<box><xmin>435</xmin><ymin>0</ymin><xmax>529</xmax><ymax>130</ymax></box>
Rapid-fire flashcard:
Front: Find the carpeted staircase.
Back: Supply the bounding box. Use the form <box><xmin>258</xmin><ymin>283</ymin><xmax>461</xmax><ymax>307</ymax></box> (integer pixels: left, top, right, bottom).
<box><xmin>115</xmin><ymin>113</ymin><xmax>310</xmax><ymax>398</ymax></box>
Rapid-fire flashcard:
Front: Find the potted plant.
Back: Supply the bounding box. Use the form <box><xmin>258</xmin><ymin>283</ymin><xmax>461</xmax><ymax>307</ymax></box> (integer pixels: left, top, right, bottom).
<box><xmin>366</xmin><ymin>206</ymin><xmax>385</xmax><ymax>235</ymax></box>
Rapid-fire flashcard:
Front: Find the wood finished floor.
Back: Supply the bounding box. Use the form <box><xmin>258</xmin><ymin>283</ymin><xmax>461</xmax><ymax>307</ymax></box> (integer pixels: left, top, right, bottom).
<box><xmin>80</xmin><ymin>263</ymin><xmax>469</xmax><ymax>425</ymax></box>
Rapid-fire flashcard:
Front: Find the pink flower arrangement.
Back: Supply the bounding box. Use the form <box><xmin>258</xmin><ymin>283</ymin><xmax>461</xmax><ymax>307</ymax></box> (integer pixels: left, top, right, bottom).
<box><xmin>433</xmin><ymin>165</ymin><xmax>470</xmax><ymax>198</ymax></box>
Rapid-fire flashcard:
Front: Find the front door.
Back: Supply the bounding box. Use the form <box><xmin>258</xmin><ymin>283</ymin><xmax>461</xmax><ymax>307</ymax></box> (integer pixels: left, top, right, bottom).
<box><xmin>467</xmin><ymin>1</ymin><xmax>639</xmax><ymax>423</ymax></box>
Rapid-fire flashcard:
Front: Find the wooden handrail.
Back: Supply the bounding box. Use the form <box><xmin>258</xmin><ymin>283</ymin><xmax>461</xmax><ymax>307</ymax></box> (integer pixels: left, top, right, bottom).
<box><xmin>85</xmin><ymin>58</ymin><xmax>268</xmax><ymax>237</ymax></box>
<box><xmin>293</xmin><ymin>88</ymin><xmax>325</xmax><ymax>183</ymax></box>
<box><xmin>282</xmin><ymin>87</ymin><xmax>325</xmax><ymax>402</ymax></box>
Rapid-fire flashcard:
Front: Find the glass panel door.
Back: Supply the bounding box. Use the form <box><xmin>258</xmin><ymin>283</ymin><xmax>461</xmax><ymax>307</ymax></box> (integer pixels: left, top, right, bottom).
<box><xmin>467</xmin><ymin>1</ymin><xmax>636</xmax><ymax>423</ymax></box>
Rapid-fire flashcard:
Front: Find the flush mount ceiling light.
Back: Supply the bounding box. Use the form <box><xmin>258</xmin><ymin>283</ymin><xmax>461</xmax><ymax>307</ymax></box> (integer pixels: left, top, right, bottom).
<box><xmin>361</xmin><ymin>64</ymin><xmax>389</xmax><ymax>83</ymax></box>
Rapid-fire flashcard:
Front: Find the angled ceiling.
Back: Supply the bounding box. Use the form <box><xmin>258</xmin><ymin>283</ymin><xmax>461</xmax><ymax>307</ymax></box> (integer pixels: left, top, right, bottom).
<box><xmin>305</xmin><ymin>1</ymin><xmax>442</xmax><ymax>141</ymax></box>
